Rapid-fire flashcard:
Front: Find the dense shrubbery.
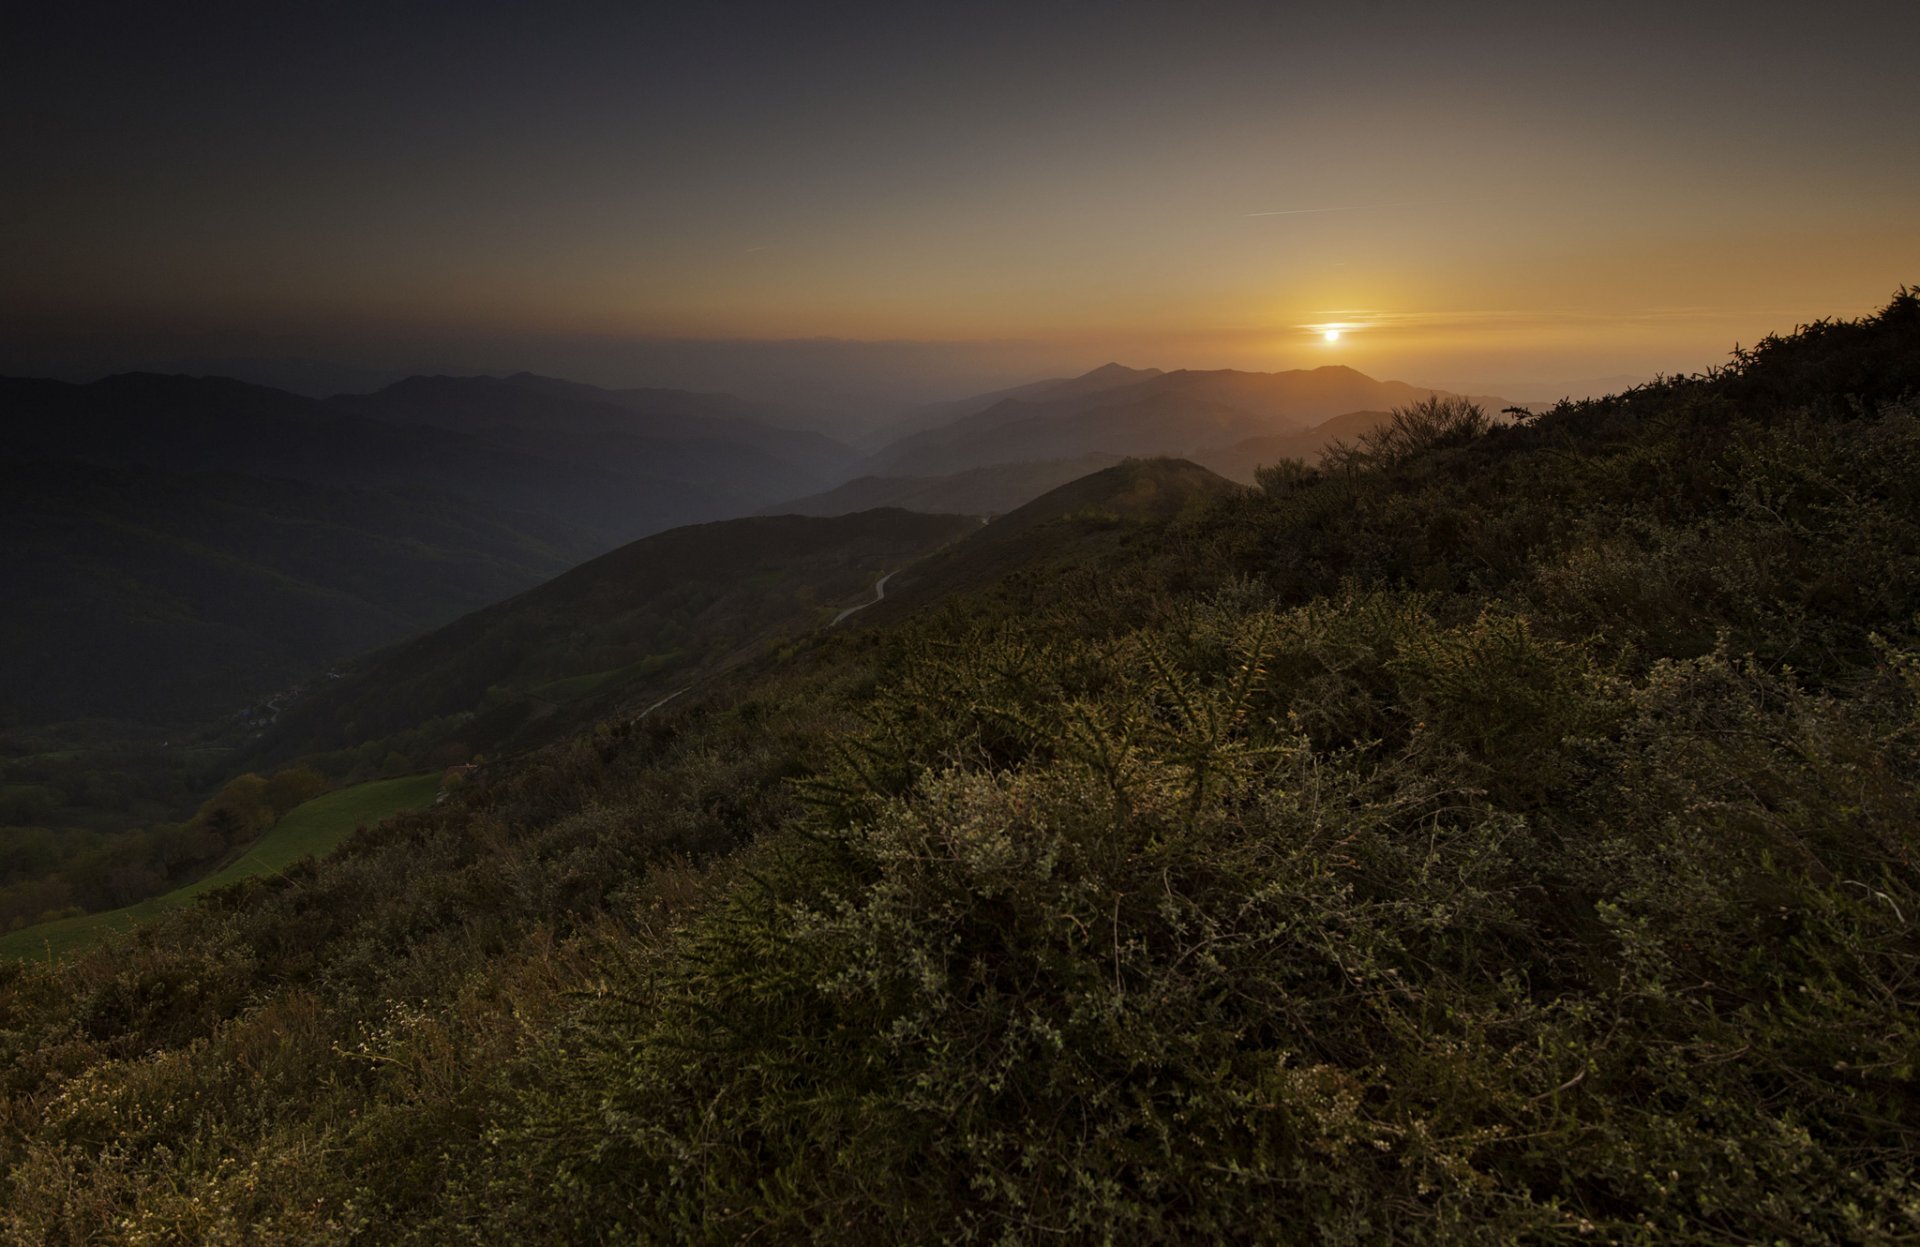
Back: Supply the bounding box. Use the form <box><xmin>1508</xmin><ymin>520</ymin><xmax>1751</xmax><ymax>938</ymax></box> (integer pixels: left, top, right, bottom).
<box><xmin>495</xmin><ymin>600</ymin><xmax>1919</xmax><ymax>1242</ymax></box>
<box><xmin>0</xmin><ymin>766</ymin><xmax>327</xmax><ymax>928</ymax></box>
<box><xmin>1</xmin><ymin>291</ymin><xmax>1917</xmax><ymax>1242</ymax></box>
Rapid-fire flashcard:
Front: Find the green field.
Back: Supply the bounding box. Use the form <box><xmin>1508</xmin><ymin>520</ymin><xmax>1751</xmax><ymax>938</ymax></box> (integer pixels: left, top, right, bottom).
<box><xmin>0</xmin><ymin>773</ymin><xmax>441</xmax><ymax>962</ymax></box>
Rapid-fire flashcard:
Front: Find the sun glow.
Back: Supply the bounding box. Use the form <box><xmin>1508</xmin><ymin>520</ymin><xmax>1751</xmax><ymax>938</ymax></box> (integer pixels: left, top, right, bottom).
<box><xmin>1323</xmin><ymin>329</ymin><xmax>1341</xmax><ymax>342</ymax></box>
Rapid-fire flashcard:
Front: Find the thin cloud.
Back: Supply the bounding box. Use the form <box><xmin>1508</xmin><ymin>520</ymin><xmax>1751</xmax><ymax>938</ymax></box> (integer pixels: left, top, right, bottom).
<box><xmin>1243</xmin><ymin>201</ymin><xmax>1403</xmax><ymax>218</ymax></box>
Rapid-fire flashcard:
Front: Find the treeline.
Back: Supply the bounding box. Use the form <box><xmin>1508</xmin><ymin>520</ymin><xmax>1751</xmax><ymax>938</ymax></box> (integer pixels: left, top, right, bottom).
<box><xmin>0</xmin><ymin>766</ymin><xmax>324</xmax><ymax>928</ymax></box>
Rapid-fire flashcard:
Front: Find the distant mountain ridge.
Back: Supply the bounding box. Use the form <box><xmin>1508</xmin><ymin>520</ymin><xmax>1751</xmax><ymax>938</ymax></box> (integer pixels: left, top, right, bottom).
<box><xmin>0</xmin><ymin>369</ymin><xmax>864</xmax><ymax>725</ymax></box>
<box><xmin>3</xmin><ymin>370</ymin><xmax>859</xmax><ymax>548</ymax></box>
<box><xmin>874</xmin><ymin>362</ymin><xmax>1506</xmax><ymax>475</ymax></box>
<box><xmin>0</xmin><ymin>458</ymin><xmax>589</xmax><ymax>726</ymax></box>
<box><xmin>331</xmin><ymin>371</ymin><xmax>854</xmax><ymax>487</ymax></box>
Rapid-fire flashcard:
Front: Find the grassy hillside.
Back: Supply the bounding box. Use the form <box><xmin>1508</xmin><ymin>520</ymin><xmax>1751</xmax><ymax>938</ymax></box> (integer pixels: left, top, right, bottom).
<box><xmin>0</xmin><ymin>773</ymin><xmax>438</xmax><ymax>962</ymax></box>
<box><xmin>757</xmin><ymin>454</ymin><xmax>1125</xmax><ymax>518</ymax></box>
<box><xmin>0</xmin><ymin>292</ymin><xmax>1916</xmax><ymax>1242</ymax></box>
<box><xmin>258</xmin><ymin>507</ymin><xmax>980</xmax><ymax>765</ymax></box>
<box><xmin>865</xmin><ymin>456</ymin><xmax>1241</xmax><ymax>616</ymax></box>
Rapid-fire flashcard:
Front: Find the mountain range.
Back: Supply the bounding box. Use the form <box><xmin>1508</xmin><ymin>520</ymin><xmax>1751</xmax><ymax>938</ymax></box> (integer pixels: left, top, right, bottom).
<box><xmin>873</xmin><ymin>362</ymin><xmax>1504</xmax><ymax>476</ymax></box>
<box><xmin>0</xmin><ymin>370</ymin><xmax>859</xmax><ymax>725</ymax></box>
<box><xmin>2</xmin><ymin>359</ymin><xmax>1502</xmax><ymax>725</ymax></box>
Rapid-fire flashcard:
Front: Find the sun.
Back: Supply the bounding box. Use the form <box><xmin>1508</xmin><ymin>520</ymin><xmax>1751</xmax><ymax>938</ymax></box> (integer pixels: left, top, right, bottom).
<box><xmin>1322</xmin><ymin>329</ymin><xmax>1341</xmax><ymax>343</ymax></box>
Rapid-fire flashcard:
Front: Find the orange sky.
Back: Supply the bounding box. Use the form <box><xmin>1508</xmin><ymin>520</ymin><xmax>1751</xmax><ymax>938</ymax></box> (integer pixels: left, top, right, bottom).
<box><xmin>4</xmin><ymin>3</ymin><xmax>1915</xmax><ymax>404</ymax></box>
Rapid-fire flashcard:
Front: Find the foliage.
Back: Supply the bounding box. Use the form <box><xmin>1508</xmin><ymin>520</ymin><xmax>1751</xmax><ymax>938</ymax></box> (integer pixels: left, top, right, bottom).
<box><xmin>0</xmin><ymin>292</ymin><xmax>1917</xmax><ymax>1242</ymax></box>
<box><xmin>0</xmin><ymin>766</ymin><xmax>331</xmax><ymax>929</ymax></box>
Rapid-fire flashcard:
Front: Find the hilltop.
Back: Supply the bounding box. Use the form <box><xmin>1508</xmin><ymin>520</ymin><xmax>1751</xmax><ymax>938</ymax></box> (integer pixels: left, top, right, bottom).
<box><xmin>874</xmin><ymin>361</ymin><xmax>1505</xmax><ymax>475</ymax></box>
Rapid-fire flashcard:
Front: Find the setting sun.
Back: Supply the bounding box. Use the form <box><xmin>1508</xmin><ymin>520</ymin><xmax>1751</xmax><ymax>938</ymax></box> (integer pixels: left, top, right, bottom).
<box><xmin>1323</xmin><ymin>329</ymin><xmax>1341</xmax><ymax>343</ymax></box>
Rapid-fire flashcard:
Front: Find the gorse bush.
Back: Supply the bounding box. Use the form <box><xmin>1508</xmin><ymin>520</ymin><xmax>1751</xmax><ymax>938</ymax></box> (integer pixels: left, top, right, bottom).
<box><xmin>1347</xmin><ymin>393</ymin><xmax>1495</xmax><ymax>465</ymax></box>
<box><xmin>1</xmin><ymin>291</ymin><xmax>1918</xmax><ymax>1243</ymax></box>
<box><xmin>501</xmin><ymin>596</ymin><xmax>1919</xmax><ymax>1243</ymax></box>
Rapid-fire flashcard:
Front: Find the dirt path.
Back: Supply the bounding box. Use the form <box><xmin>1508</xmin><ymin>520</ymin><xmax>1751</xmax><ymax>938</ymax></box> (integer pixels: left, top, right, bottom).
<box><xmin>831</xmin><ymin>570</ymin><xmax>895</xmax><ymax>626</ymax></box>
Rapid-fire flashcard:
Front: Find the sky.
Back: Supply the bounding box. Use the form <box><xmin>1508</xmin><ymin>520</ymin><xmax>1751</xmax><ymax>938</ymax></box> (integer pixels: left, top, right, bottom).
<box><xmin>4</xmin><ymin>0</ymin><xmax>1916</xmax><ymax>417</ymax></box>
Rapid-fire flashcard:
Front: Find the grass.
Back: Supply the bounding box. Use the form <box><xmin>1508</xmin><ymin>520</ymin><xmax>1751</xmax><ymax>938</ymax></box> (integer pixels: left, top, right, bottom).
<box><xmin>0</xmin><ymin>772</ymin><xmax>441</xmax><ymax>962</ymax></box>
<box><xmin>526</xmin><ymin>651</ymin><xmax>685</xmax><ymax>703</ymax></box>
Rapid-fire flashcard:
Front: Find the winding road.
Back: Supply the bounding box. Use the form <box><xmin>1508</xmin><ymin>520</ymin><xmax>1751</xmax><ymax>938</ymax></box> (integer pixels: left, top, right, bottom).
<box><xmin>634</xmin><ymin>570</ymin><xmax>898</xmax><ymax>727</ymax></box>
<box><xmin>635</xmin><ymin>685</ymin><xmax>689</xmax><ymax>721</ymax></box>
<box><xmin>832</xmin><ymin>570</ymin><xmax>896</xmax><ymax>626</ymax></box>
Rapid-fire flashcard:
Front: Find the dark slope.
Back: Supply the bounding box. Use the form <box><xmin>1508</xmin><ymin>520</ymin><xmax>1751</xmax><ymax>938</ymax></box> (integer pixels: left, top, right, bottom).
<box><xmin>756</xmin><ymin>454</ymin><xmax>1126</xmax><ymax>518</ymax></box>
<box><xmin>1189</xmin><ymin>408</ymin><xmax>1395</xmax><ymax>482</ymax></box>
<box><xmin>0</xmin><ymin>460</ymin><xmax>589</xmax><ymax>726</ymax></box>
<box><xmin>875</xmin><ymin>363</ymin><xmax>1504</xmax><ymax>475</ymax></box>
<box><xmin>0</xmin><ymin>370</ymin><xmax>868</xmax><ymax>725</ymax></box>
<box><xmin>858</xmin><ymin>457</ymin><xmax>1241</xmax><ymax>620</ymax></box>
<box><xmin>260</xmin><ymin>507</ymin><xmax>979</xmax><ymax>760</ymax></box>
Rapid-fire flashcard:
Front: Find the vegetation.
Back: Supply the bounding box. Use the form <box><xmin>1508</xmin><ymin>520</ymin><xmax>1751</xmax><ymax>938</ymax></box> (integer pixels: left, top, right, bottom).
<box><xmin>0</xmin><ymin>766</ymin><xmax>327</xmax><ymax>931</ymax></box>
<box><xmin>0</xmin><ymin>291</ymin><xmax>1916</xmax><ymax>1242</ymax></box>
<box><xmin>257</xmin><ymin>508</ymin><xmax>980</xmax><ymax>766</ymax></box>
<box><xmin>0</xmin><ymin>773</ymin><xmax>438</xmax><ymax>962</ymax></box>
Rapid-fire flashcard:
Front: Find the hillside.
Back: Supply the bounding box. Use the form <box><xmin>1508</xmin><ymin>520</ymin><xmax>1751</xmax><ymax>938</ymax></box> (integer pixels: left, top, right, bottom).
<box><xmin>0</xmin><ymin>773</ymin><xmax>439</xmax><ymax>961</ymax></box>
<box><xmin>258</xmin><ymin>507</ymin><xmax>980</xmax><ymax>764</ymax></box>
<box><xmin>875</xmin><ymin>362</ymin><xmax>1506</xmax><ymax>475</ymax></box>
<box><xmin>0</xmin><ymin>459</ymin><xmax>592</xmax><ymax>725</ymax></box>
<box><xmin>862</xmin><ymin>456</ymin><xmax>1242</xmax><ymax>622</ymax></box>
<box><xmin>0</xmin><ymin>371</ymin><xmax>866</xmax><ymax>728</ymax></box>
<box><xmin>772</xmin><ymin>414</ymin><xmax>1405</xmax><ymax>518</ymax></box>
<box><xmin>757</xmin><ymin>454</ymin><xmax>1126</xmax><ymax>518</ymax></box>
<box><xmin>1190</xmin><ymin>407</ymin><xmax>1395</xmax><ymax>482</ymax></box>
<box><xmin>1</xmin><ymin>293</ymin><xmax>1917</xmax><ymax>1242</ymax></box>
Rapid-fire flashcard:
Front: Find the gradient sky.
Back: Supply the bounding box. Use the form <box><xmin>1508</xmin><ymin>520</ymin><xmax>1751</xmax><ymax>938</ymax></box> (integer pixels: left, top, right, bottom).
<box><xmin>4</xmin><ymin>0</ymin><xmax>1916</xmax><ymax>410</ymax></box>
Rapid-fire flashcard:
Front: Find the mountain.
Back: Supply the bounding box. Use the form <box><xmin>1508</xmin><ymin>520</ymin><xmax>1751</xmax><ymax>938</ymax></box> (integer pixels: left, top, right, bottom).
<box><xmin>4</xmin><ymin>371</ymin><xmax>860</xmax><ymax>547</ymax></box>
<box><xmin>771</xmin><ymin>410</ymin><xmax>1404</xmax><ymax>519</ymax></box>
<box><xmin>860</xmin><ymin>457</ymin><xmax>1242</xmax><ymax>618</ymax></box>
<box><xmin>0</xmin><ymin>370</ymin><xmax>866</xmax><ymax>727</ymax></box>
<box><xmin>0</xmin><ymin>373</ymin><xmax>681</xmax><ymax>542</ymax></box>
<box><xmin>329</xmin><ymin>372</ymin><xmax>857</xmax><ymax>505</ymax></box>
<box><xmin>0</xmin><ymin>459</ymin><xmax>590</xmax><ymax>726</ymax></box>
<box><xmin>756</xmin><ymin>454</ymin><xmax>1127</xmax><ymax>518</ymax></box>
<box><xmin>258</xmin><ymin>507</ymin><xmax>979</xmax><ymax>764</ymax></box>
<box><xmin>868</xmin><ymin>363</ymin><xmax>1163</xmax><ymax>450</ymax></box>
<box><xmin>4</xmin><ymin>292</ymin><xmax>1920</xmax><ymax>1240</ymax></box>
<box><xmin>1188</xmin><ymin>408</ymin><xmax>1396</xmax><ymax>482</ymax></box>
<box><xmin>875</xmin><ymin>362</ymin><xmax>1505</xmax><ymax>475</ymax></box>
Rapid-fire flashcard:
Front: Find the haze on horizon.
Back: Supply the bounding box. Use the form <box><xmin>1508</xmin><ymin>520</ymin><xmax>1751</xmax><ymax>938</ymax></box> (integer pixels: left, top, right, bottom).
<box><xmin>4</xmin><ymin>0</ymin><xmax>1916</xmax><ymax>416</ymax></box>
